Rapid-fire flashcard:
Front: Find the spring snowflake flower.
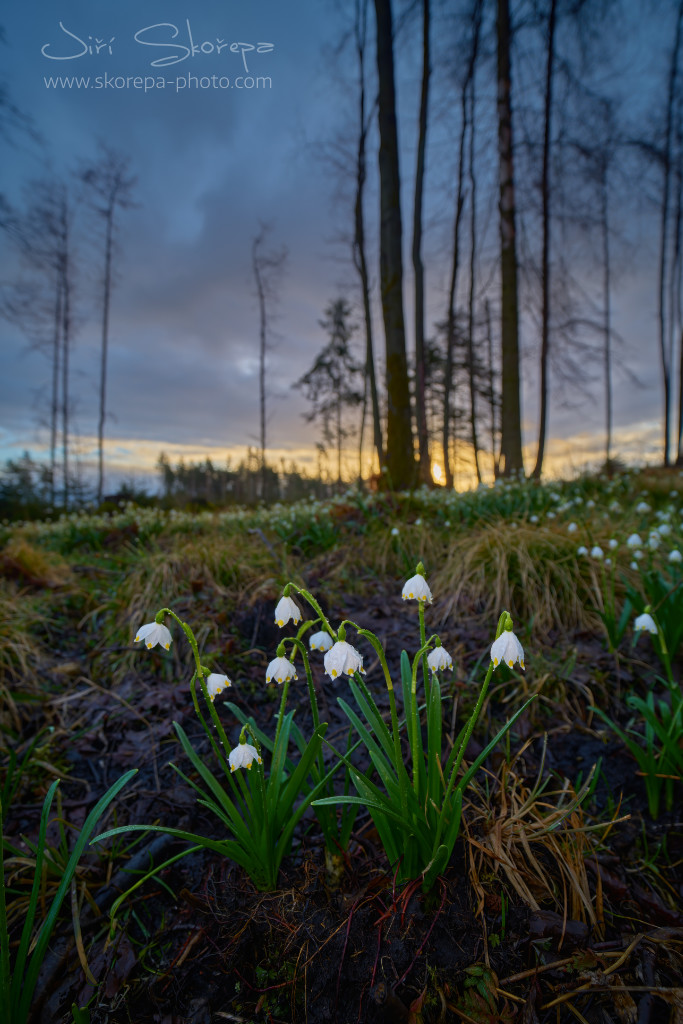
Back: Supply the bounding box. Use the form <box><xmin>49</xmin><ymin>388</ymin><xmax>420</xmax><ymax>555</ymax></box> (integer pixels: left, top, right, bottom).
<box><xmin>391</xmin><ymin>527</ymin><xmax>399</xmax><ymax>536</ymax></box>
<box><xmin>529</xmin><ymin>514</ymin><xmax>539</xmax><ymax>524</ymax></box>
<box><xmin>630</xmin><ymin>561</ymin><xmax>639</xmax><ymax>570</ymax></box>
<box><xmin>205</xmin><ymin>673</ymin><xmax>231</xmax><ymax>700</ymax></box>
<box><xmin>636</xmin><ymin>501</ymin><xmax>651</xmax><ymax>514</ymax></box>
<box><xmin>402</xmin><ymin>573</ymin><xmax>433</xmax><ymax>603</ymax></box>
<box><xmin>590</xmin><ymin>546</ymin><xmax>604</xmax><ymax>560</ymax></box>
<box><xmin>274</xmin><ymin>596</ymin><xmax>302</xmax><ymax>628</ymax></box>
<box><xmin>427</xmin><ymin>645</ymin><xmax>453</xmax><ymax>674</ymax></box>
<box><xmin>324</xmin><ymin>640</ymin><xmax>364</xmax><ymax>679</ymax></box>
<box><xmin>657</xmin><ymin>523</ymin><xmax>672</xmax><ymax>536</ymax></box>
<box><xmin>228</xmin><ymin>741</ymin><xmax>262</xmax><ymax>772</ymax></box>
<box><xmin>669</xmin><ymin>549</ymin><xmax>682</xmax><ymax>563</ymax></box>
<box><xmin>134</xmin><ymin>622</ymin><xmax>172</xmax><ymax>650</ymax></box>
<box><xmin>626</xmin><ymin>533</ymin><xmax>642</xmax><ymax>548</ymax></box>
<box><xmin>577</xmin><ymin>545</ymin><xmax>588</xmax><ymax>556</ymax></box>
<box><xmin>648</xmin><ymin>534</ymin><xmax>660</xmax><ymax>551</ymax></box>
<box><xmin>568</xmin><ymin>522</ymin><xmax>578</xmax><ymax>533</ymax></box>
<box><xmin>266</xmin><ymin>656</ymin><xmax>297</xmax><ymax>685</ymax></box>
<box><xmin>608</xmin><ymin>539</ymin><xmax>618</xmax><ymax>549</ymax></box>
<box><xmin>634</xmin><ymin>612</ymin><xmax>657</xmax><ymax>635</ymax></box>
<box><xmin>490</xmin><ymin>630</ymin><xmax>525</xmax><ymax>671</ymax></box>
<box><xmin>309</xmin><ymin>630</ymin><xmax>334</xmax><ymax>652</ymax></box>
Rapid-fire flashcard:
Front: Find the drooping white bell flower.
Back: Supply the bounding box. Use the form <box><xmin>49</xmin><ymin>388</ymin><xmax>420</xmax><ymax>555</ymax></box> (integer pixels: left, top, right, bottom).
<box><xmin>608</xmin><ymin>539</ymin><xmax>618</xmax><ymax>549</ymax></box>
<box><xmin>324</xmin><ymin>640</ymin><xmax>364</xmax><ymax>679</ymax></box>
<box><xmin>634</xmin><ymin>612</ymin><xmax>657</xmax><ymax>635</ymax></box>
<box><xmin>134</xmin><ymin>622</ymin><xmax>172</xmax><ymax>650</ymax></box>
<box><xmin>626</xmin><ymin>534</ymin><xmax>642</xmax><ymax>548</ymax></box>
<box><xmin>266</xmin><ymin>656</ymin><xmax>297</xmax><ymax>685</ymax></box>
<box><xmin>309</xmin><ymin>630</ymin><xmax>334</xmax><ymax>652</ymax></box>
<box><xmin>490</xmin><ymin>629</ymin><xmax>525</xmax><ymax>671</ymax></box>
<box><xmin>274</xmin><ymin>596</ymin><xmax>302</xmax><ymax>628</ymax></box>
<box><xmin>427</xmin><ymin>645</ymin><xmax>453</xmax><ymax>674</ymax></box>
<box><xmin>402</xmin><ymin>574</ymin><xmax>433</xmax><ymax>603</ymax></box>
<box><xmin>669</xmin><ymin>549</ymin><xmax>682</xmax><ymax>563</ymax></box>
<box><xmin>590</xmin><ymin>546</ymin><xmax>604</xmax><ymax>560</ymax></box>
<box><xmin>228</xmin><ymin>741</ymin><xmax>262</xmax><ymax>772</ymax></box>
<box><xmin>577</xmin><ymin>545</ymin><xmax>588</xmax><ymax>556</ymax></box>
<box><xmin>205</xmin><ymin>673</ymin><xmax>231</xmax><ymax>701</ymax></box>
<box><xmin>636</xmin><ymin>501</ymin><xmax>651</xmax><ymax>513</ymax></box>
<box><xmin>567</xmin><ymin>522</ymin><xmax>578</xmax><ymax>533</ymax></box>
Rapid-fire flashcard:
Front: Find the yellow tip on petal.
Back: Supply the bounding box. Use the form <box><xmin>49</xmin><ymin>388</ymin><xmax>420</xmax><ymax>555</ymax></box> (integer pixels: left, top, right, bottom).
<box><xmin>164</xmin><ymin>643</ymin><xmax>170</xmax><ymax>649</ymax></box>
<box><xmin>245</xmin><ymin>760</ymin><xmax>252</xmax><ymax>769</ymax></box>
<box><xmin>134</xmin><ymin>635</ymin><xmax>140</xmax><ymax>642</ymax></box>
<box><xmin>332</xmin><ymin>669</ymin><xmax>337</xmax><ymax>677</ymax></box>
<box><xmin>230</xmin><ymin>765</ymin><xmax>237</xmax><ymax>772</ymax></box>
<box><xmin>257</xmin><ymin>756</ymin><xmax>262</xmax><ymax>763</ymax></box>
<box><xmin>493</xmin><ymin>658</ymin><xmax>499</xmax><ymax>666</ymax></box>
<box><xmin>147</xmin><ymin>643</ymin><xmax>153</xmax><ymax>649</ymax></box>
<box><xmin>277</xmin><ymin>619</ymin><xmax>284</xmax><ymax>626</ymax></box>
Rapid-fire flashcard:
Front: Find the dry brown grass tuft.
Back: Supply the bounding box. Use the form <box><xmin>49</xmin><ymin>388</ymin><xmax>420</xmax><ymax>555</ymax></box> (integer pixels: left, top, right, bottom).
<box><xmin>433</xmin><ymin>520</ymin><xmax>594</xmax><ymax>633</ymax></box>
<box><xmin>0</xmin><ymin>538</ymin><xmax>73</xmax><ymax>589</ymax></box>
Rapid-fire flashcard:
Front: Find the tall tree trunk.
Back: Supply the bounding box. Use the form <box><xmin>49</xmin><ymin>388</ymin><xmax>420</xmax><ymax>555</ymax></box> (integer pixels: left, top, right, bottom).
<box><xmin>60</xmin><ymin>198</ymin><xmax>71</xmax><ymax>508</ymax></box>
<box><xmin>496</xmin><ymin>0</ymin><xmax>524</xmax><ymax>477</ymax></box>
<box><xmin>353</xmin><ymin>0</ymin><xmax>383</xmax><ymax>473</ymax></box>
<box><xmin>466</xmin><ymin>19</ymin><xmax>482</xmax><ymax>483</ymax></box>
<box><xmin>97</xmin><ymin>207</ymin><xmax>113</xmax><ymax>503</ymax></box>
<box><xmin>374</xmin><ymin>0</ymin><xmax>415</xmax><ymax>490</ymax></box>
<box><xmin>659</xmin><ymin>0</ymin><xmax>683</xmax><ymax>467</ymax></box>
<box><xmin>443</xmin><ymin>0</ymin><xmax>481</xmax><ymax>489</ymax></box>
<box><xmin>412</xmin><ymin>0</ymin><xmax>432</xmax><ymax>485</ymax></box>
<box><xmin>485</xmin><ymin>298</ymin><xmax>499</xmax><ymax>478</ymax></box>
<box><xmin>50</xmin><ymin>277</ymin><xmax>62</xmax><ymax>507</ymax></box>
<box><xmin>601</xmin><ymin>163</ymin><xmax>612</xmax><ymax>468</ymax></box>
<box><xmin>532</xmin><ymin>0</ymin><xmax>557</xmax><ymax>480</ymax></box>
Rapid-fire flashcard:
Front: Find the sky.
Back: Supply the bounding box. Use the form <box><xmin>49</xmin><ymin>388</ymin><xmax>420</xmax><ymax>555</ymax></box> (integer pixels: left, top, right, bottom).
<box><xmin>0</xmin><ymin>0</ymin><xmax>677</xmax><ymax>494</ymax></box>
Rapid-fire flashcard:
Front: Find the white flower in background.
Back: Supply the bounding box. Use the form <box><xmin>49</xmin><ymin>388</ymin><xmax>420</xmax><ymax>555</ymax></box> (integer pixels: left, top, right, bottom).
<box><xmin>587</xmin><ymin>499</ymin><xmax>596</xmax><ymax>509</ymax></box>
<box><xmin>608</xmin><ymin>539</ymin><xmax>618</xmax><ymax>549</ymax></box>
<box><xmin>402</xmin><ymin>574</ymin><xmax>433</xmax><ymax>603</ymax></box>
<box><xmin>590</xmin><ymin>546</ymin><xmax>604</xmax><ymax>560</ymax></box>
<box><xmin>634</xmin><ymin>612</ymin><xmax>658</xmax><ymax>635</ymax></box>
<box><xmin>206</xmin><ymin>673</ymin><xmax>231</xmax><ymax>700</ymax></box>
<box><xmin>626</xmin><ymin>534</ymin><xmax>642</xmax><ymax>548</ymax></box>
<box><xmin>634</xmin><ymin>549</ymin><xmax>644</xmax><ymax>560</ymax></box>
<box><xmin>630</xmin><ymin>561</ymin><xmax>639</xmax><ymax>570</ymax></box>
<box><xmin>415</xmin><ymin>518</ymin><xmax>422</xmax><ymax>526</ymax></box>
<box><xmin>274</xmin><ymin>596</ymin><xmax>302</xmax><ymax>628</ymax></box>
<box><xmin>391</xmin><ymin>527</ymin><xmax>399</xmax><ymax>536</ymax></box>
<box><xmin>605</xmin><ymin>557</ymin><xmax>612</xmax><ymax>566</ymax></box>
<box><xmin>568</xmin><ymin>522</ymin><xmax>578</xmax><ymax>533</ymax></box>
<box><xmin>309</xmin><ymin>630</ymin><xmax>334</xmax><ymax>652</ymax></box>
<box><xmin>657</xmin><ymin>523</ymin><xmax>672</xmax><ymax>536</ymax></box>
<box><xmin>547</xmin><ymin>511</ymin><xmax>556</xmax><ymax>519</ymax></box>
<box><xmin>427</xmin><ymin>645</ymin><xmax>453</xmax><ymax>674</ymax></box>
<box><xmin>324</xmin><ymin>640</ymin><xmax>364</xmax><ymax>679</ymax></box>
<box><xmin>577</xmin><ymin>545</ymin><xmax>588</xmax><ymax>556</ymax></box>
<box><xmin>134</xmin><ymin>622</ymin><xmax>172</xmax><ymax>650</ymax></box>
<box><xmin>669</xmin><ymin>549</ymin><xmax>682</xmax><ymax>563</ymax></box>
<box><xmin>648</xmin><ymin>534</ymin><xmax>660</xmax><ymax>551</ymax></box>
<box><xmin>529</xmin><ymin>514</ymin><xmax>539</xmax><ymax>524</ymax></box>
<box><xmin>609</xmin><ymin>500</ymin><xmax>621</xmax><ymax>512</ymax></box>
<box><xmin>636</xmin><ymin>501</ymin><xmax>651</xmax><ymax>513</ymax></box>
<box><xmin>490</xmin><ymin>630</ymin><xmax>525</xmax><ymax>671</ymax></box>
<box><xmin>266</xmin><ymin>656</ymin><xmax>297</xmax><ymax>685</ymax></box>
<box><xmin>229</xmin><ymin>742</ymin><xmax>262</xmax><ymax>772</ymax></box>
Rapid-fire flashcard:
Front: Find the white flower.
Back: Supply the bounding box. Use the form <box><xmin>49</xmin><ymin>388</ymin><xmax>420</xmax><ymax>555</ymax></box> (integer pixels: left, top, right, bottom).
<box><xmin>274</xmin><ymin>596</ymin><xmax>302</xmax><ymax>628</ymax></box>
<box><xmin>324</xmin><ymin>640</ymin><xmax>364</xmax><ymax>679</ymax></box>
<box><xmin>529</xmin><ymin>514</ymin><xmax>539</xmax><ymax>524</ymax></box>
<box><xmin>634</xmin><ymin>549</ymin><xmax>644</xmax><ymax>560</ymax></box>
<box><xmin>590</xmin><ymin>546</ymin><xmax>604</xmax><ymax>560</ymax></box>
<box><xmin>427</xmin><ymin>646</ymin><xmax>453</xmax><ymax>674</ymax></box>
<box><xmin>402</xmin><ymin>574</ymin><xmax>433</xmax><ymax>603</ymax></box>
<box><xmin>266</xmin><ymin>656</ymin><xmax>297</xmax><ymax>685</ymax></box>
<box><xmin>586</xmin><ymin>500</ymin><xmax>596</xmax><ymax>509</ymax></box>
<box><xmin>568</xmin><ymin>522</ymin><xmax>578</xmax><ymax>533</ymax></box>
<box><xmin>626</xmin><ymin>533</ymin><xmax>642</xmax><ymax>548</ymax></box>
<box><xmin>577</xmin><ymin>545</ymin><xmax>588</xmax><ymax>556</ymax></box>
<box><xmin>391</xmin><ymin>527</ymin><xmax>399</xmax><ymax>536</ymax></box>
<box><xmin>608</xmin><ymin>539</ymin><xmax>618</xmax><ymax>549</ymax></box>
<box><xmin>415</xmin><ymin>518</ymin><xmax>422</xmax><ymax>526</ymax></box>
<box><xmin>205</xmin><ymin>673</ymin><xmax>231</xmax><ymax>700</ymax></box>
<box><xmin>648</xmin><ymin>534</ymin><xmax>660</xmax><ymax>551</ymax></box>
<box><xmin>630</xmin><ymin>561</ymin><xmax>639</xmax><ymax>570</ymax></box>
<box><xmin>634</xmin><ymin>612</ymin><xmax>657</xmax><ymax>635</ymax></box>
<box><xmin>134</xmin><ymin>621</ymin><xmax>172</xmax><ymax>650</ymax></box>
<box><xmin>229</xmin><ymin>741</ymin><xmax>262</xmax><ymax>772</ymax></box>
<box><xmin>605</xmin><ymin>557</ymin><xmax>612</xmax><ymax>566</ymax></box>
<box><xmin>636</xmin><ymin>501</ymin><xmax>651</xmax><ymax>513</ymax></box>
<box><xmin>669</xmin><ymin>549</ymin><xmax>682</xmax><ymax>563</ymax></box>
<box><xmin>490</xmin><ymin>630</ymin><xmax>525</xmax><ymax>671</ymax></box>
<box><xmin>657</xmin><ymin>523</ymin><xmax>672</xmax><ymax>536</ymax></box>
<box><xmin>309</xmin><ymin>630</ymin><xmax>333</xmax><ymax>652</ymax></box>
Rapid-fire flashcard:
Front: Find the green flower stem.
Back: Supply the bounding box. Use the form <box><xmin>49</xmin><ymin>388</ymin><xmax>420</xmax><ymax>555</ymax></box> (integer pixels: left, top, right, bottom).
<box><xmin>418</xmin><ymin>602</ymin><xmax>430</xmax><ymax>704</ymax></box>
<box><xmin>435</xmin><ymin>659</ymin><xmax>495</xmax><ymax>849</ymax></box>
<box><xmin>273</xmin><ymin>677</ymin><xmax>291</xmax><ymax>752</ymax></box>
<box><xmin>355</xmin><ymin>627</ymin><xmax>408</xmax><ymax>816</ymax></box>
<box><xmin>287</xmin><ymin>638</ymin><xmax>320</xmax><ymax>730</ymax></box>
<box><xmin>156</xmin><ymin>608</ymin><xmax>232</xmax><ymax>769</ymax></box>
<box><xmin>286</xmin><ymin>584</ymin><xmax>337</xmax><ymax>640</ymax></box>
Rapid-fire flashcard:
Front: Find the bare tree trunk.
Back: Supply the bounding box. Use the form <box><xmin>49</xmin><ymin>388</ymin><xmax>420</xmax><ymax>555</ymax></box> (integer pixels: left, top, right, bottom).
<box><xmin>353</xmin><ymin>0</ymin><xmax>383</xmax><ymax>472</ymax></box>
<box><xmin>466</xmin><ymin>14</ymin><xmax>482</xmax><ymax>483</ymax></box>
<box><xmin>253</xmin><ymin>242</ymin><xmax>268</xmax><ymax>499</ymax></box>
<box><xmin>97</xmin><ymin>210</ymin><xmax>113</xmax><ymax>503</ymax></box>
<box><xmin>532</xmin><ymin>0</ymin><xmax>557</xmax><ymax>480</ymax></box>
<box><xmin>659</xmin><ymin>0</ymin><xmax>683</xmax><ymax>467</ymax></box>
<box><xmin>374</xmin><ymin>0</ymin><xmax>415</xmax><ymax>490</ymax></box>
<box><xmin>50</xmin><ymin>277</ymin><xmax>62</xmax><ymax>506</ymax></box>
<box><xmin>443</xmin><ymin>0</ymin><xmax>482</xmax><ymax>489</ymax></box>
<box><xmin>485</xmin><ymin>299</ymin><xmax>499</xmax><ymax>478</ymax></box>
<box><xmin>60</xmin><ymin>197</ymin><xmax>71</xmax><ymax>507</ymax></box>
<box><xmin>497</xmin><ymin>0</ymin><xmax>524</xmax><ymax>477</ymax></box>
<box><xmin>412</xmin><ymin>0</ymin><xmax>433</xmax><ymax>485</ymax></box>
<box><xmin>601</xmin><ymin>163</ymin><xmax>612</xmax><ymax>468</ymax></box>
